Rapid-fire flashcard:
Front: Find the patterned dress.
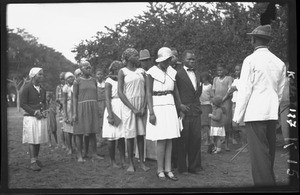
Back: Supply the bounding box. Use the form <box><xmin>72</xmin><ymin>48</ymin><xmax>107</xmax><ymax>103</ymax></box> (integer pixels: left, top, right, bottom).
<box><xmin>73</xmin><ymin>77</ymin><xmax>100</xmax><ymax>135</ymax></box>
<box><xmin>212</xmin><ymin>76</ymin><xmax>233</xmax><ymax>127</ymax></box>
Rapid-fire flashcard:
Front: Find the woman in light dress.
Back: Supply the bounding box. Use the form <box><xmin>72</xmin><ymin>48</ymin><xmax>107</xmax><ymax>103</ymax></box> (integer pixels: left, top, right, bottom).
<box><xmin>102</xmin><ymin>61</ymin><xmax>126</xmax><ymax>168</ymax></box>
<box><xmin>146</xmin><ymin>47</ymin><xmax>184</xmax><ymax>181</ymax></box>
<box><xmin>118</xmin><ymin>48</ymin><xmax>150</xmax><ymax>172</ymax></box>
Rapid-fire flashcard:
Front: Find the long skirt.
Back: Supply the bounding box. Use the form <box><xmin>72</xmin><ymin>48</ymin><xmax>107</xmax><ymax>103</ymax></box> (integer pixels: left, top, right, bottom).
<box><xmin>23</xmin><ymin>116</ymin><xmax>49</xmax><ymax>144</ymax></box>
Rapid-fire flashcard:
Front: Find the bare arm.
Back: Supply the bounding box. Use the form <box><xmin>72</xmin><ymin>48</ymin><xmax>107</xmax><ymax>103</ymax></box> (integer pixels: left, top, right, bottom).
<box><xmin>117</xmin><ymin>69</ymin><xmax>139</xmax><ymax>114</ymax></box>
<box><xmin>72</xmin><ymin>80</ymin><xmax>78</xmax><ymax>122</ymax></box>
<box><xmin>105</xmin><ymin>82</ymin><xmax>113</xmax><ymax>119</ymax></box>
<box><xmin>63</xmin><ymin>89</ymin><xmax>68</xmax><ymax>120</ymax></box>
<box><xmin>146</xmin><ymin>74</ymin><xmax>156</xmax><ymax>125</ymax></box>
<box><xmin>209</xmin><ymin>109</ymin><xmax>222</xmax><ymax>121</ymax></box>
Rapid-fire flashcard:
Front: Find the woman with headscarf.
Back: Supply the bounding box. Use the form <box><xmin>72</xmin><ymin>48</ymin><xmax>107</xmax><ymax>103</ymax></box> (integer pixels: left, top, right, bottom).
<box><xmin>102</xmin><ymin>61</ymin><xmax>126</xmax><ymax>168</ymax></box>
<box><xmin>20</xmin><ymin>67</ymin><xmax>48</xmax><ymax>171</ymax></box>
<box><xmin>73</xmin><ymin>61</ymin><xmax>103</xmax><ymax>162</ymax></box>
<box><xmin>63</xmin><ymin>72</ymin><xmax>75</xmax><ymax>155</ymax></box>
<box><xmin>118</xmin><ymin>48</ymin><xmax>150</xmax><ymax>172</ymax></box>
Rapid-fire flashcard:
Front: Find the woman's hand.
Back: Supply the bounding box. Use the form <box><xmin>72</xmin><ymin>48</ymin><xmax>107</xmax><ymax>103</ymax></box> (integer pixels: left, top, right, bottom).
<box><xmin>133</xmin><ymin>108</ymin><xmax>143</xmax><ymax>116</ymax></box>
<box><xmin>139</xmin><ymin>107</ymin><xmax>147</xmax><ymax>116</ymax></box>
<box><xmin>180</xmin><ymin>104</ymin><xmax>190</xmax><ymax>112</ymax></box>
<box><xmin>107</xmin><ymin>116</ymin><xmax>115</xmax><ymax>125</ymax></box>
<box><xmin>149</xmin><ymin>113</ymin><xmax>156</xmax><ymax>125</ymax></box>
<box><xmin>35</xmin><ymin>110</ymin><xmax>43</xmax><ymax>119</ymax></box>
<box><xmin>208</xmin><ymin>113</ymin><xmax>212</xmax><ymax>118</ymax></box>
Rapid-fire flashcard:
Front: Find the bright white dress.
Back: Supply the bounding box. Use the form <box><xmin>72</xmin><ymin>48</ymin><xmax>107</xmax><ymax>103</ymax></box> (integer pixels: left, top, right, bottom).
<box><xmin>121</xmin><ymin>67</ymin><xmax>146</xmax><ymax>139</ymax></box>
<box><xmin>146</xmin><ymin>65</ymin><xmax>181</xmax><ymax>141</ymax></box>
<box><xmin>102</xmin><ymin>78</ymin><xmax>125</xmax><ymax>140</ymax></box>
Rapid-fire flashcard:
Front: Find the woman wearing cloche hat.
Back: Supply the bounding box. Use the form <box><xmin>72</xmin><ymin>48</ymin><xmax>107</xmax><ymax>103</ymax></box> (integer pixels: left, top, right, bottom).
<box><xmin>145</xmin><ymin>47</ymin><xmax>187</xmax><ymax>181</ymax></box>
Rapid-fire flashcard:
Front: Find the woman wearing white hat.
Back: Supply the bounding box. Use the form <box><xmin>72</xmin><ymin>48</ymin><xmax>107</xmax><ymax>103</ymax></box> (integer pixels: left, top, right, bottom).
<box><xmin>146</xmin><ymin>47</ymin><xmax>188</xmax><ymax>181</ymax></box>
<box><xmin>20</xmin><ymin>67</ymin><xmax>49</xmax><ymax>171</ymax></box>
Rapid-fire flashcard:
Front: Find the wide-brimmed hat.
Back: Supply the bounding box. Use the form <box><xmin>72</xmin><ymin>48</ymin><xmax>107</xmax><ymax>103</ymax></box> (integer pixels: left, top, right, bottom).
<box><xmin>247</xmin><ymin>25</ymin><xmax>273</xmax><ymax>40</ymax></box>
<box><xmin>155</xmin><ymin>47</ymin><xmax>173</xmax><ymax>63</ymax></box>
<box><xmin>139</xmin><ymin>49</ymin><xmax>151</xmax><ymax>61</ymax></box>
<box><xmin>29</xmin><ymin>67</ymin><xmax>42</xmax><ymax>79</ymax></box>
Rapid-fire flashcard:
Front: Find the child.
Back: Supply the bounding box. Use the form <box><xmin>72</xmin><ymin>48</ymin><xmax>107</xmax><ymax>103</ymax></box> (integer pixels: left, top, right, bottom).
<box><xmin>225</xmin><ymin>64</ymin><xmax>248</xmax><ymax>152</ymax></box>
<box><xmin>46</xmin><ymin>91</ymin><xmax>58</xmax><ymax>148</ymax></box>
<box><xmin>102</xmin><ymin>61</ymin><xmax>126</xmax><ymax>168</ymax></box>
<box><xmin>56</xmin><ymin>72</ymin><xmax>66</xmax><ymax>149</ymax></box>
<box><xmin>208</xmin><ymin>96</ymin><xmax>226</xmax><ymax>154</ymax></box>
<box><xmin>199</xmin><ymin>71</ymin><xmax>213</xmax><ymax>146</ymax></box>
<box><xmin>96</xmin><ymin>68</ymin><xmax>106</xmax><ymax>148</ymax></box>
<box><xmin>212</xmin><ymin>64</ymin><xmax>233</xmax><ymax>151</ymax></box>
<box><xmin>63</xmin><ymin>72</ymin><xmax>75</xmax><ymax>155</ymax></box>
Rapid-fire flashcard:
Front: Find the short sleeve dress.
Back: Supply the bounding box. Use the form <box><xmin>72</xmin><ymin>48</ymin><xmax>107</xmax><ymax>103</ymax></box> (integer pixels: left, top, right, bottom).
<box><xmin>212</xmin><ymin>76</ymin><xmax>233</xmax><ymax>126</ymax></box>
<box><xmin>62</xmin><ymin>84</ymin><xmax>73</xmax><ymax>133</ymax></box>
<box><xmin>199</xmin><ymin>83</ymin><xmax>213</xmax><ymax>126</ymax></box>
<box><xmin>102</xmin><ymin>77</ymin><xmax>125</xmax><ymax>140</ymax></box>
<box><xmin>121</xmin><ymin>67</ymin><xmax>146</xmax><ymax>139</ymax></box>
<box><xmin>145</xmin><ymin>65</ymin><xmax>181</xmax><ymax>141</ymax></box>
<box><xmin>73</xmin><ymin>77</ymin><xmax>100</xmax><ymax>135</ymax></box>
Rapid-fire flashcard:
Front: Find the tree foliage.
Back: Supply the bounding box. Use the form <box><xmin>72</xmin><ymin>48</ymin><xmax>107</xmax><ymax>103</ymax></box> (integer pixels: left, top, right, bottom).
<box><xmin>72</xmin><ymin>2</ymin><xmax>288</xmax><ymax>79</ymax></box>
<box><xmin>7</xmin><ymin>28</ymin><xmax>76</xmax><ymax>93</ymax></box>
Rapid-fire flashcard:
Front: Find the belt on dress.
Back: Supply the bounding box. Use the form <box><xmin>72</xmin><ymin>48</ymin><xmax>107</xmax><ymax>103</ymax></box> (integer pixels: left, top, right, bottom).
<box><xmin>153</xmin><ymin>90</ymin><xmax>173</xmax><ymax>96</ymax></box>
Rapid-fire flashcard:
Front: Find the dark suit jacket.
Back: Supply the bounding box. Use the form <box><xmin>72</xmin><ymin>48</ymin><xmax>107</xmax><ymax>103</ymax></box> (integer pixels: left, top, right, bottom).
<box><xmin>176</xmin><ymin>67</ymin><xmax>202</xmax><ymax>116</ymax></box>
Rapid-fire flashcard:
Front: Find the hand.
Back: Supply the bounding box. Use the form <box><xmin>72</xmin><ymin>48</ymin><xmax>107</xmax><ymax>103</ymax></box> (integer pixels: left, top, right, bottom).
<box><xmin>179</xmin><ymin>111</ymin><xmax>185</xmax><ymax>120</ymax></box>
<box><xmin>133</xmin><ymin>109</ymin><xmax>143</xmax><ymax>116</ymax></box>
<box><xmin>139</xmin><ymin>107</ymin><xmax>146</xmax><ymax>116</ymax></box>
<box><xmin>149</xmin><ymin>113</ymin><xmax>156</xmax><ymax>125</ymax></box>
<box><xmin>107</xmin><ymin>116</ymin><xmax>115</xmax><ymax>125</ymax></box>
<box><xmin>180</xmin><ymin>104</ymin><xmax>190</xmax><ymax>112</ymax></box>
<box><xmin>72</xmin><ymin>114</ymin><xmax>78</xmax><ymax>122</ymax></box>
<box><xmin>35</xmin><ymin>110</ymin><xmax>43</xmax><ymax>119</ymax></box>
<box><xmin>208</xmin><ymin>113</ymin><xmax>212</xmax><ymax>118</ymax></box>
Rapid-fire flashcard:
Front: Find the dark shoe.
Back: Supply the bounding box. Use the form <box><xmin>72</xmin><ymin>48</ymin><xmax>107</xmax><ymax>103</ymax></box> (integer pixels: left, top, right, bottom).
<box><xmin>157</xmin><ymin>172</ymin><xmax>166</xmax><ymax>181</ymax></box>
<box><xmin>29</xmin><ymin>162</ymin><xmax>41</xmax><ymax>171</ymax></box>
<box><xmin>36</xmin><ymin>160</ymin><xmax>43</xmax><ymax>167</ymax></box>
<box><xmin>188</xmin><ymin>167</ymin><xmax>203</xmax><ymax>174</ymax></box>
<box><xmin>165</xmin><ymin>171</ymin><xmax>178</xmax><ymax>181</ymax></box>
<box><xmin>207</xmin><ymin>144</ymin><xmax>214</xmax><ymax>154</ymax></box>
<box><xmin>178</xmin><ymin>171</ymin><xmax>189</xmax><ymax>175</ymax></box>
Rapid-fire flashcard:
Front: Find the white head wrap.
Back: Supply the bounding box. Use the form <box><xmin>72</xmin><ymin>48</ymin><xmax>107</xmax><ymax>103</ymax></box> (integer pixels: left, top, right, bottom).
<box><xmin>64</xmin><ymin>72</ymin><xmax>74</xmax><ymax>80</ymax></box>
<box><xmin>29</xmin><ymin>67</ymin><xmax>42</xmax><ymax>79</ymax></box>
<box><xmin>74</xmin><ymin>68</ymin><xmax>82</xmax><ymax>76</ymax></box>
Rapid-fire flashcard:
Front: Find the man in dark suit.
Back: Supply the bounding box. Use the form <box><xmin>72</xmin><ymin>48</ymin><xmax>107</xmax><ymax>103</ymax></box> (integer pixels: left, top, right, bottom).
<box><xmin>175</xmin><ymin>50</ymin><xmax>203</xmax><ymax>174</ymax></box>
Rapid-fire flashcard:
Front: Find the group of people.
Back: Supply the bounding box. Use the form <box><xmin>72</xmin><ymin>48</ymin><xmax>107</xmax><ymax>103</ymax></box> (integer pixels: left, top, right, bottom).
<box><xmin>20</xmin><ymin>24</ymin><xmax>287</xmax><ymax>186</ymax></box>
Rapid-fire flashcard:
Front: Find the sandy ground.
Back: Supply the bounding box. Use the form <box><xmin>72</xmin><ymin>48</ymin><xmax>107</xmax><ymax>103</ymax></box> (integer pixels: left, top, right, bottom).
<box><xmin>5</xmin><ymin>107</ymin><xmax>295</xmax><ymax>192</ymax></box>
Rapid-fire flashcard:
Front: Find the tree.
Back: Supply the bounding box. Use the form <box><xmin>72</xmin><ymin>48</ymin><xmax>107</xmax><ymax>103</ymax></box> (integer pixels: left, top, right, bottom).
<box><xmin>72</xmin><ymin>2</ymin><xmax>288</xmax><ymax>80</ymax></box>
<box><xmin>7</xmin><ymin>28</ymin><xmax>76</xmax><ymax>111</ymax></box>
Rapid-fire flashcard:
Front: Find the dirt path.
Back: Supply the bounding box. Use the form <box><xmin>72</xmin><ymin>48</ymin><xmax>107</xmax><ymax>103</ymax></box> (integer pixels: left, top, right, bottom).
<box><xmin>5</xmin><ymin>107</ymin><xmax>293</xmax><ymax>192</ymax></box>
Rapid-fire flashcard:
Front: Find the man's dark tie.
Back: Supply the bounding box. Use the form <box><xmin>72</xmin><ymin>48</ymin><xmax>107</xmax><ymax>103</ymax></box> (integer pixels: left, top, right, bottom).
<box><xmin>187</xmin><ymin>68</ymin><xmax>195</xmax><ymax>72</ymax></box>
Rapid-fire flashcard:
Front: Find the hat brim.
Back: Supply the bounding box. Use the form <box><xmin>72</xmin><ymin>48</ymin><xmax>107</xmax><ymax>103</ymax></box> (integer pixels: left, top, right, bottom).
<box><xmin>139</xmin><ymin>57</ymin><xmax>151</xmax><ymax>61</ymax></box>
<box><xmin>155</xmin><ymin>56</ymin><xmax>172</xmax><ymax>63</ymax></box>
<box><xmin>247</xmin><ymin>33</ymin><xmax>273</xmax><ymax>40</ymax></box>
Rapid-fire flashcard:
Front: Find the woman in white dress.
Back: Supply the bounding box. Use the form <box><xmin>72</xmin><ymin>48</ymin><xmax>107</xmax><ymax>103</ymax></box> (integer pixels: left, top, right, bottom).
<box><xmin>20</xmin><ymin>67</ymin><xmax>48</xmax><ymax>171</ymax></box>
<box><xmin>146</xmin><ymin>47</ymin><xmax>186</xmax><ymax>181</ymax></box>
<box><xmin>118</xmin><ymin>48</ymin><xmax>150</xmax><ymax>172</ymax></box>
<box><xmin>102</xmin><ymin>61</ymin><xmax>126</xmax><ymax>168</ymax></box>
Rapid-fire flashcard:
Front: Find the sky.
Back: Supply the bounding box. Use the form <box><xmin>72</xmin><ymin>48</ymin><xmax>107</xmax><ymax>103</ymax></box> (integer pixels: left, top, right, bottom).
<box><xmin>6</xmin><ymin>2</ymin><xmax>150</xmax><ymax>63</ymax></box>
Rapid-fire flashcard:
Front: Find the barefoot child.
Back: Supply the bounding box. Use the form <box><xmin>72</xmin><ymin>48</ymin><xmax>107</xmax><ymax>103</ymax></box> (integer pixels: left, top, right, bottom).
<box><xmin>208</xmin><ymin>96</ymin><xmax>226</xmax><ymax>154</ymax></box>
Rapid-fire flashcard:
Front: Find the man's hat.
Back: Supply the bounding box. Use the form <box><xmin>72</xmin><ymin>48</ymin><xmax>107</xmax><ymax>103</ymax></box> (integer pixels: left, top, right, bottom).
<box><xmin>247</xmin><ymin>25</ymin><xmax>273</xmax><ymax>40</ymax></box>
<box><xmin>139</xmin><ymin>49</ymin><xmax>151</xmax><ymax>61</ymax></box>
